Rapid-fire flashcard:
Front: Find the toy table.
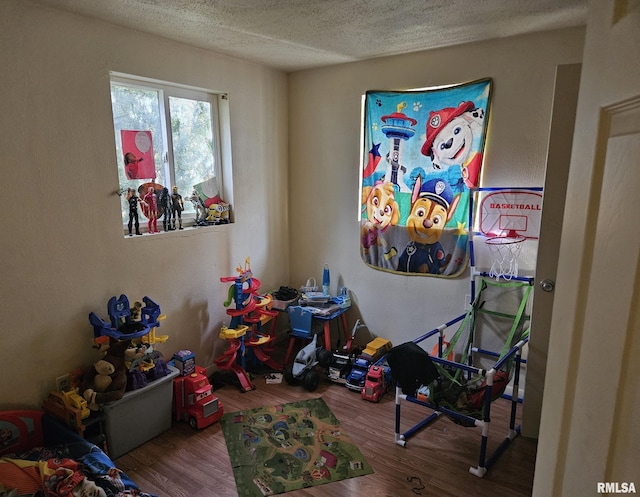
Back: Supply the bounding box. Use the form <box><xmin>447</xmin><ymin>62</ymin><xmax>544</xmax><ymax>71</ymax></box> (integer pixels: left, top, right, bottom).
<box><xmin>284</xmin><ymin>305</ymin><xmax>351</xmax><ymax>364</ymax></box>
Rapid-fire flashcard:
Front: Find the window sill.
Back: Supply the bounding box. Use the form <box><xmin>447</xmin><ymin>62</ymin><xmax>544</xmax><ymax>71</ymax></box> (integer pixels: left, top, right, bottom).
<box><xmin>122</xmin><ymin>220</ymin><xmax>233</xmax><ymax>238</ymax></box>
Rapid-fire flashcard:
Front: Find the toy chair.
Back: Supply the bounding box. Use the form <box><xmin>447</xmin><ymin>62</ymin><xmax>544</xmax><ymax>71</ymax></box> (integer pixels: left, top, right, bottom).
<box><xmin>284</xmin><ymin>306</ymin><xmax>316</xmax><ymax>364</ymax></box>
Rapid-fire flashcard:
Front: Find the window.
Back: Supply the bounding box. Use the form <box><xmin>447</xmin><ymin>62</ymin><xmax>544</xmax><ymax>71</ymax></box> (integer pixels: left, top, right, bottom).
<box><xmin>110</xmin><ymin>73</ymin><xmax>232</xmax><ymax>235</ymax></box>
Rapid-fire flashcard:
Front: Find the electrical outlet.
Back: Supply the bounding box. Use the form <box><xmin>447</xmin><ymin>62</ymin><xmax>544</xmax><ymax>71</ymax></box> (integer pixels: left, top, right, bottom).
<box><xmin>56</xmin><ymin>374</ymin><xmax>70</xmax><ymax>392</ymax></box>
<box><xmin>464</xmin><ymin>294</ymin><xmax>471</xmax><ymax>308</ymax></box>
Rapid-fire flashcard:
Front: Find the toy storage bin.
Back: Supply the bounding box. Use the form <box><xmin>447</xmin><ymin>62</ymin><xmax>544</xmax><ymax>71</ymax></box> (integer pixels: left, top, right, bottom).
<box><xmin>102</xmin><ymin>365</ymin><xmax>179</xmax><ymax>459</ymax></box>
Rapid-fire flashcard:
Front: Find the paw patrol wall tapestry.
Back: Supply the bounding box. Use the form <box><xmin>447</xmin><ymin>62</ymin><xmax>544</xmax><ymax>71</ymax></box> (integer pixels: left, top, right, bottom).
<box><xmin>360</xmin><ymin>78</ymin><xmax>492</xmax><ymax>277</ymax></box>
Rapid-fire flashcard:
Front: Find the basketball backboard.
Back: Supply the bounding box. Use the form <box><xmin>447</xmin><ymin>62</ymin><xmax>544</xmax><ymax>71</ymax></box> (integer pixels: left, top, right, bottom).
<box><xmin>476</xmin><ymin>189</ymin><xmax>543</xmax><ymax>239</ymax></box>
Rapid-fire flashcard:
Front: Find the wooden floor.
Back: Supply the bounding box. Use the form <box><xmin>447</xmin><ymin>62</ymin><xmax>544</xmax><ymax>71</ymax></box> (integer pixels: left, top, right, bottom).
<box><xmin>116</xmin><ymin>347</ymin><xmax>537</xmax><ymax>497</ymax></box>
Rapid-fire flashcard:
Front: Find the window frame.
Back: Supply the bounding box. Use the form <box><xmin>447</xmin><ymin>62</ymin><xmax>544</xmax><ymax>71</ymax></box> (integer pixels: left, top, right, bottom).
<box><xmin>109</xmin><ymin>72</ymin><xmax>234</xmax><ymax>234</ymax></box>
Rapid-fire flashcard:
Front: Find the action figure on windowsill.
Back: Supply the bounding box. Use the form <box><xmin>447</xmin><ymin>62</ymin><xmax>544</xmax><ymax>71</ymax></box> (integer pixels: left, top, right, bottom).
<box><xmin>189</xmin><ymin>188</ymin><xmax>207</xmax><ymax>226</ymax></box>
<box><xmin>142</xmin><ymin>186</ymin><xmax>159</xmax><ymax>233</ymax></box>
<box><xmin>125</xmin><ymin>188</ymin><xmax>142</xmax><ymax>236</ymax></box>
<box><xmin>159</xmin><ymin>187</ymin><xmax>171</xmax><ymax>232</ymax></box>
<box><xmin>170</xmin><ymin>185</ymin><xmax>184</xmax><ymax>230</ymax></box>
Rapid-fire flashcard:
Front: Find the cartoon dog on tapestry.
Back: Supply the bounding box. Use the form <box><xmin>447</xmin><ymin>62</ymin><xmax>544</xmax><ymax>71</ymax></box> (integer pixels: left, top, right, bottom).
<box><xmin>398</xmin><ymin>177</ymin><xmax>460</xmax><ymax>274</ymax></box>
<box><xmin>361</xmin><ymin>181</ymin><xmax>400</xmax><ymax>264</ymax></box>
<box><xmin>421</xmin><ymin>101</ymin><xmax>485</xmax><ymax>189</ymax></box>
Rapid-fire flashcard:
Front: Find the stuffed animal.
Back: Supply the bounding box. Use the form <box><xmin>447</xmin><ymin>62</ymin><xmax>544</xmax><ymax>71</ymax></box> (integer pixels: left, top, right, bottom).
<box><xmin>82</xmin><ymin>338</ymin><xmax>131</xmax><ymax>411</ymax></box>
<box><xmin>123</xmin><ymin>342</ymin><xmax>146</xmax><ymax>372</ymax></box>
<box><xmin>92</xmin><ymin>359</ymin><xmax>116</xmax><ymax>392</ymax></box>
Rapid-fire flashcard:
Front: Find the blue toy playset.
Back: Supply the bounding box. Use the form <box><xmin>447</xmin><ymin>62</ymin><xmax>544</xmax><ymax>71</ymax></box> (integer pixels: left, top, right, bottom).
<box><xmin>89</xmin><ymin>294</ymin><xmax>163</xmax><ymax>340</ymax></box>
<box><xmin>86</xmin><ymin>294</ymin><xmax>171</xmax><ymax>399</ymax></box>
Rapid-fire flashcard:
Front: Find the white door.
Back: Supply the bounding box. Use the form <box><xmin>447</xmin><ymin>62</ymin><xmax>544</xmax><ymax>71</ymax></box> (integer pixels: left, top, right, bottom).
<box><xmin>533</xmin><ymin>2</ymin><xmax>640</xmax><ymax>496</ymax></box>
<box><xmin>522</xmin><ymin>63</ymin><xmax>582</xmax><ymax>438</ymax></box>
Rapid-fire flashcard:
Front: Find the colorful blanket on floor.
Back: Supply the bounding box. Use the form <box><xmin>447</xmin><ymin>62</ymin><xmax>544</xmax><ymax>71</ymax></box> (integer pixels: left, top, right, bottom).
<box><xmin>360</xmin><ymin>78</ymin><xmax>492</xmax><ymax>277</ymax></box>
<box><xmin>0</xmin><ymin>442</ymin><xmax>154</xmax><ymax>497</ymax></box>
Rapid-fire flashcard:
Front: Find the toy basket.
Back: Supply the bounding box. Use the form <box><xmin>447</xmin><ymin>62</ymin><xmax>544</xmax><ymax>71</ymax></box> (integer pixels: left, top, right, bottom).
<box><xmin>271</xmin><ymin>286</ymin><xmax>299</xmax><ymax>311</ymax></box>
<box><xmin>300</xmin><ymin>277</ymin><xmax>318</xmax><ymax>293</ymax></box>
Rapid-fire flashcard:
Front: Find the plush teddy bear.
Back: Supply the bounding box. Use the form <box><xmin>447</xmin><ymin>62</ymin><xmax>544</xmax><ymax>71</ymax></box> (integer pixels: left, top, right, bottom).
<box><xmin>82</xmin><ymin>338</ymin><xmax>131</xmax><ymax>411</ymax></box>
<box><xmin>91</xmin><ymin>359</ymin><xmax>116</xmax><ymax>392</ymax></box>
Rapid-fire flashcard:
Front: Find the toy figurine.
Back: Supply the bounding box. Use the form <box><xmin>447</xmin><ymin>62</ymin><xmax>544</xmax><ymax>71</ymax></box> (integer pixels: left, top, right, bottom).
<box><xmin>170</xmin><ymin>185</ymin><xmax>184</xmax><ymax>230</ymax></box>
<box><xmin>206</xmin><ymin>201</ymin><xmax>231</xmax><ymax>224</ymax></box>
<box><xmin>189</xmin><ymin>188</ymin><xmax>207</xmax><ymax>226</ymax></box>
<box><xmin>159</xmin><ymin>187</ymin><xmax>170</xmax><ymax>231</ymax></box>
<box><xmin>125</xmin><ymin>188</ymin><xmax>142</xmax><ymax>236</ymax></box>
<box><xmin>142</xmin><ymin>186</ymin><xmax>159</xmax><ymax>233</ymax></box>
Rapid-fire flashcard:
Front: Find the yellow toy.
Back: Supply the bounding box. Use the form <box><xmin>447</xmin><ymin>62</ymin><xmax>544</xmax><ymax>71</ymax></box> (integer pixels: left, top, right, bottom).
<box><xmin>63</xmin><ymin>389</ymin><xmax>90</xmax><ymax>419</ymax></box>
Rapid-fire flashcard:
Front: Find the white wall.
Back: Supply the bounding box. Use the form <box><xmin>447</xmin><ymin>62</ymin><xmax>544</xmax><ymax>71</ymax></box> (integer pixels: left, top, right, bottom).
<box><xmin>1</xmin><ymin>0</ymin><xmax>586</xmax><ymax>420</ymax></box>
<box><xmin>288</xmin><ymin>28</ymin><xmax>585</xmax><ymax>355</ymax></box>
<box><xmin>0</xmin><ymin>0</ymin><xmax>289</xmax><ymax>408</ymax></box>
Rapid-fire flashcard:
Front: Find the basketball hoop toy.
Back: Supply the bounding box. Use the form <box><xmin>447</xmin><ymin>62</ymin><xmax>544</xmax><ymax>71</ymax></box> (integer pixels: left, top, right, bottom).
<box><xmin>473</xmin><ymin>188</ymin><xmax>543</xmax><ymax>282</ymax></box>
<box><xmin>485</xmin><ymin>229</ymin><xmax>525</xmax><ymax>281</ymax></box>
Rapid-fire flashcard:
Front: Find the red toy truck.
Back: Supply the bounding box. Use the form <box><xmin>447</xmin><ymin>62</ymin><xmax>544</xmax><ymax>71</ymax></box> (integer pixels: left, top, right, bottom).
<box><xmin>173</xmin><ymin>366</ymin><xmax>224</xmax><ymax>429</ymax></box>
<box><xmin>361</xmin><ymin>364</ymin><xmax>392</xmax><ymax>402</ymax></box>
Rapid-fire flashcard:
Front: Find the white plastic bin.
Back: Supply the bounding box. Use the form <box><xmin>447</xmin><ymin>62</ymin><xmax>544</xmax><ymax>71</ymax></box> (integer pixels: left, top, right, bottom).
<box><xmin>102</xmin><ymin>365</ymin><xmax>179</xmax><ymax>459</ymax></box>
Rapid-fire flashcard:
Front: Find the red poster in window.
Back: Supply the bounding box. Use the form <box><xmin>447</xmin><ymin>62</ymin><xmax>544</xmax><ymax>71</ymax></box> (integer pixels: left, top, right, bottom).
<box><xmin>121</xmin><ymin>130</ymin><xmax>156</xmax><ymax>180</ymax></box>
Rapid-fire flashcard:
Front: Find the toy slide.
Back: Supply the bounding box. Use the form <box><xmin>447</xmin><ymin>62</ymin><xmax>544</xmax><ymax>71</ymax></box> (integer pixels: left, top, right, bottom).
<box><xmin>248</xmin><ymin>277</ymin><xmax>262</xmax><ymax>294</ymax></box>
<box><xmin>229</xmin><ymin>363</ymin><xmax>255</xmax><ymax>392</ymax></box>
<box><xmin>250</xmin><ymin>346</ymin><xmax>282</xmax><ymax>372</ymax></box>
<box><xmin>225</xmin><ymin>298</ymin><xmax>257</xmax><ymax>317</ymax></box>
<box><xmin>213</xmin><ymin>338</ymin><xmax>255</xmax><ymax>392</ymax></box>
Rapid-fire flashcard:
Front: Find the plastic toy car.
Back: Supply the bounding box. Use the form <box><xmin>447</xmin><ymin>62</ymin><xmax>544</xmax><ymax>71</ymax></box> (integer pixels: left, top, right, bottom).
<box><xmin>346</xmin><ymin>337</ymin><xmax>392</xmax><ymax>391</ymax></box>
<box><xmin>327</xmin><ymin>350</ymin><xmax>356</xmax><ymax>384</ymax></box>
<box><xmin>345</xmin><ymin>357</ymin><xmax>371</xmax><ymax>391</ymax></box>
<box><xmin>63</xmin><ymin>389</ymin><xmax>91</xmax><ymax>419</ymax></box>
<box><xmin>360</xmin><ymin>337</ymin><xmax>392</xmax><ymax>363</ymax></box>
<box><xmin>284</xmin><ymin>334</ymin><xmax>332</xmax><ymax>391</ymax></box>
<box><xmin>174</xmin><ymin>366</ymin><xmax>224</xmax><ymax>429</ymax></box>
<box><xmin>361</xmin><ymin>364</ymin><xmax>393</xmax><ymax>402</ymax></box>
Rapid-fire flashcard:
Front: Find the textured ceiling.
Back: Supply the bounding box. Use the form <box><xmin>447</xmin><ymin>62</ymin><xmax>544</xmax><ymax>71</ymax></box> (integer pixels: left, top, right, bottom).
<box><xmin>34</xmin><ymin>0</ymin><xmax>589</xmax><ymax>72</ymax></box>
